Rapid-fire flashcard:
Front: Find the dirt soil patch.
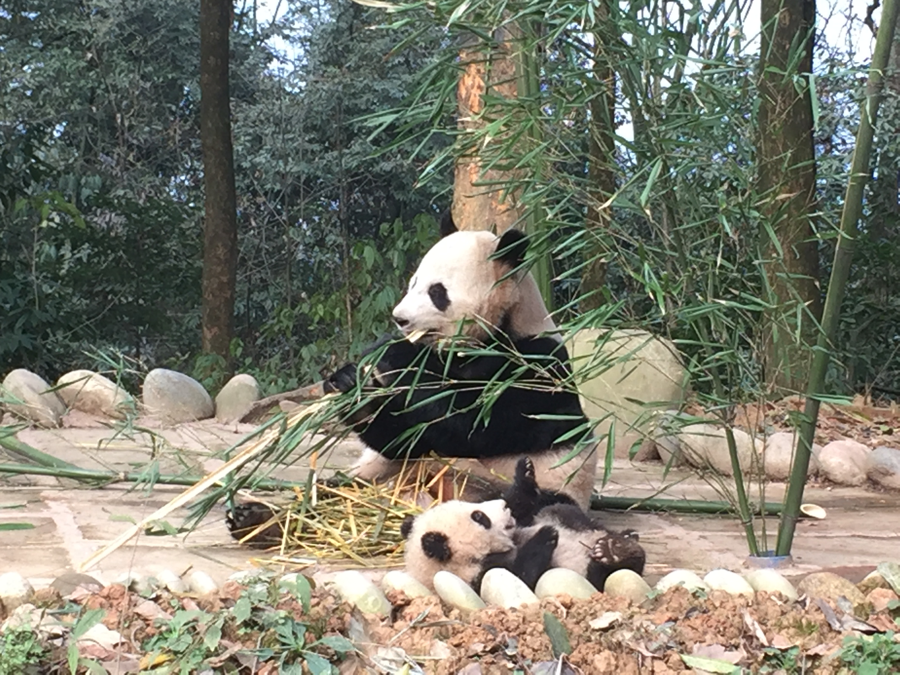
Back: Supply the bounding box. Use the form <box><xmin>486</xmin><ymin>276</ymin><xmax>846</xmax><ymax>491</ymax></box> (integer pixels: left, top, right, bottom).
<box><xmin>12</xmin><ymin>578</ymin><xmax>900</xmax><ymax>674</ymax></box>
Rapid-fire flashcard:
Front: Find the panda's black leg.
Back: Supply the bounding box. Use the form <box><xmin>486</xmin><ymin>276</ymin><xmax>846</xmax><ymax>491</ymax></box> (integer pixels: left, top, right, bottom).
<box><xmin>503</xmin><ymin>458</ymin><xmax>543</xmax><ymax>525</ymax></box>
<box><xmin>585</xmin><ymin>529</ymin><xmax>647</xmax><ymax>591</ymax></box>
<box><xmin>512</xmin><ymin>525</ymin><xmax>559</xmax><ymax>590</ymax></box>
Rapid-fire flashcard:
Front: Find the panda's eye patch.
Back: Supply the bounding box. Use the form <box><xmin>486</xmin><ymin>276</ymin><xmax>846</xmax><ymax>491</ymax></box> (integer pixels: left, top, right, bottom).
<box><xmin>428</xmin><ymin>283</ymin><xmax>450</xmax><ymax>311</ymax></box>
<box><xmin>471</xmin><ymin>510</ymin><xmax>492</xmax><ymax>529</ymax></box>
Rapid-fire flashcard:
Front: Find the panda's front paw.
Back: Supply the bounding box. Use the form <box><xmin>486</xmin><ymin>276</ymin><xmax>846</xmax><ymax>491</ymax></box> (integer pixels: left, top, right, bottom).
<box><xmin>226</xmin><ymin>502</ymin><xmax>284</xmax><ymax>547</ymax></box>
<box><xmin>324</xmin><ymin>363</ymin><xmax>359</xmax><ymax>394</ymax></box>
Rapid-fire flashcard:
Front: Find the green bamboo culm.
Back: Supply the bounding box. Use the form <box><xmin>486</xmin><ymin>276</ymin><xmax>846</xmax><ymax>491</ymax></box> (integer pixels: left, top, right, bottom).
<box><xmin>775</xmin><ymin>1</ymin><xmax>900</xmax><ymax>556</ymax></box>
<box><xmin>513</xmin><ymin>21</ymin><xmax>553</xmax><ymax>311</ymax></box>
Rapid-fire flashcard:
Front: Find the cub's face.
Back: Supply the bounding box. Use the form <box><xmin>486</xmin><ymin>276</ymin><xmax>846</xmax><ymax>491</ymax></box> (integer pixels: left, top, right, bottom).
<box><xmin>401</xmin><ymin>499</ymin><xmax>517</xmax><ymax>588</ymax></box>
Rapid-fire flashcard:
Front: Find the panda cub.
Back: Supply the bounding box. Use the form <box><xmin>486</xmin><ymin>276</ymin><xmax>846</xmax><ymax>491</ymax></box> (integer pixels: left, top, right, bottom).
<box><xmin>402</xmin><ymin>457</ymin><xmax>646</xmax><ymax>592</ymax></box>
<box><xmin>323</xmin><ymin>211</ymin><xmax>597</xmax><ymax>511</ymax></box>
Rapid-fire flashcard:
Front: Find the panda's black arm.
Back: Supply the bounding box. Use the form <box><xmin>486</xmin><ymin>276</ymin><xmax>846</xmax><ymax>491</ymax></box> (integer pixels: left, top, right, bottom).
<box><xmin>476</xmin><ymin>526</ymin><xmax>559</xmax><ymax>591</ymax></box>
<box><xmin>326</xmin><ymin>338</ymin><xmax>590</xmax><ymax>461</ymax></box>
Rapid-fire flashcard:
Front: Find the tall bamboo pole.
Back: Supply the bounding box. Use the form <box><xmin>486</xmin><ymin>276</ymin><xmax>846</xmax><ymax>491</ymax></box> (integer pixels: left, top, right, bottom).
<box><xmin>776</xmin><ymin>1</ymin><xmax>900</xmax><ymax>556</ymax></box>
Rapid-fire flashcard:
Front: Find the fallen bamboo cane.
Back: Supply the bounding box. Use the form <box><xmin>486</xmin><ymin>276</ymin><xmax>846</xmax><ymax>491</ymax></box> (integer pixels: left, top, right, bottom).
<box><xmin>75</xmin><ymin>396</ymin><xmax>336</xmax><ymax>573</ymax></box>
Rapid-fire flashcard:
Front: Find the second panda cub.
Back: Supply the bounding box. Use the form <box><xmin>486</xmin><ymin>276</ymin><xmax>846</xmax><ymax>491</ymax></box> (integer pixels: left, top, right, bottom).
<box><xmin>504</xmin><ymin>457</ymin><xmax>646</xmax><ymax>592</ymax></box>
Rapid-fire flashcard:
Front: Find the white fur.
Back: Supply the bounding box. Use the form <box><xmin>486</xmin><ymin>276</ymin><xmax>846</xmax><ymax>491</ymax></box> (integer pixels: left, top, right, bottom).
<box><xmin>391</xmin><ymin>230</ymin><xmax>557</xmax><ymax>341</ymax></box>
<box><xmin>404</xmin><ymin>499</ymin><xmax>516</xmax><ymax>590</ymax></box>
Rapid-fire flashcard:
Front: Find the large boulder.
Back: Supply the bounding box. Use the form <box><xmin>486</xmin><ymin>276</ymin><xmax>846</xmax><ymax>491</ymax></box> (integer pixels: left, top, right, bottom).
<box><xmin>760</xmin><ymin>431</ymin><xmax>820</xmax><ymax>481</ymax></box>
<box><xmin>867</xmin><ymin>447</ymin><xmax>900</xmax><ymax>490</ymax></box>
<box><xmin>568</xmin><ymin>329</ymin><xmax>689</xmax><ymax>457</ymax></box>
<box><xmin>215</xmin><ymin>374</ymin><xmax>260</xmax><ymax>424</ymax></box>
<box><xmin>1</xmin><ymin>369</ymin><xmax>67</xmax><ymax>428</ymax></box>
<box><xmin>56</xmin><ymin>370</ymin><xmax>135</xmax><ymax>419</ymax></box>
<box><xmin>675</xmin><ymin>423</ymin><xmax>762</xmax><ymax>476</ymax></box>
<box><xmin>142</xmin><ymin>369</ymin><xmax>214</xmax><ymax>424</ymax></box>
<box><xmin>818</xmin><ymin>439</ymin><xmax>870</xmax><ymax>486</ymax></box>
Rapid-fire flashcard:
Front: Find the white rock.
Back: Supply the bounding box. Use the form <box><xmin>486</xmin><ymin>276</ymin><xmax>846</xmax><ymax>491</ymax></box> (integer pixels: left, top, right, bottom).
<box><xmin>55</xmin><ymin>370</ymin><xmax>134</xmax><ymax>419</ymax></box>
<box><xmin>114</xmin><ymin>572</ymin><xmax>159</xmax><ymax>596</ymax></box>
<box><xmin>1</xmin><ymin>603</ymin><xmax>64</xmax><ymax>637</ymax></box>
<box><xmin>0</xmin><ymin>369</ymin><xmax>67</xmax><ymax>428</ymax></box>
<box><xmin>655</xmin><ymin>569</ymin><xmax>710</xmax><ymax>594</ymax></box>
<box><xmin>761</xmin><ymin>432</ymin><xmax>820</xmax><ymax>480</ymax></box>
<box><xmin>677</xmin><ymin>424</ymin><xmax>762</xmax><ymax>476</ymax></box>
<box><xmin>603</xmin><ymin>569</ymin><xmax>652</xmax><ymax>603</ymax></box>
<box><xmin>819</xmin><ymin>439</ymin><xmax>870</xmax><ymax>486</ymax></box>
<box><xmin>329</xmin><ymin>571</ymin><xmax>392</xmax><ymax>616</ymax></box>
<box><xmin>155</xmin><ymin>569</ymin><xmax>187</xmax><ymax>594</ymax></box>
<box><xmin>215</xmin><ymin>374</ymin><xmax>260</xmax><ymax>424</ymax></box>
<box><xmin>0</xmin><ymin>572</ymin><xmax>34</xmax><ymax>611</ymax></box>
<box><xmin>588</xmin><ymin>611</ymin><xmax>623</xmax><ymax>630</ymax></box>
<box><xmin>568</xmin><ymin>329</ymin><xmax>689</xmax><ymax>457</ymax></box>
<box><xmin>142</xmin><ymin>369</ymin><xmax>214</xmax><ymax>424</ymax></box>
<box><xmin>186</xmin><ymin>570</ymin><xmax>219</xmax><ymax>596</ymax></box>
<box><xmin>77</xmin><ymin>623</ymin><xmax>123</xmax><ymax>649</ymax></box>
<box><xmin>534</xmin><ymin>568</ymin><xmax>598</xmax><ymax>600</ymax></box>
<box><xmin>867</xmin><ymin>447</ymin><xmax>900</xmax><ymax>490</ymax></box>
<box><xmin>433</xmin><ymin>571</ymin><xmax>485</xmax><ymax>613</ymax></box>
<box><xmin>479</xmin><ymin>568</ymin><xmax>540</xmax><ymax>609</ymax></box>
<box><xmin>703</xmin><ymin>569</ymin><xmax>755</xmax><ymax>597</ymax></box>
<box><xmin>381</xmin><ymin>570</ymin><xmax>434</xmax><ymax>598</ymax></box>
<box><xmin>744</xmin><ymin>569</ymin><xmax>798</xmax><ymax>601</ymax></box>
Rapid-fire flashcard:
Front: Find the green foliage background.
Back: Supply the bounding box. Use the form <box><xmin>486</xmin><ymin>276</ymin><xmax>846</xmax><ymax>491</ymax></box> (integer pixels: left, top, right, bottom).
<box><xmin>1</xmin><ymin>0</ymin><xmax>898</xmax><ymax>400</ymax></box>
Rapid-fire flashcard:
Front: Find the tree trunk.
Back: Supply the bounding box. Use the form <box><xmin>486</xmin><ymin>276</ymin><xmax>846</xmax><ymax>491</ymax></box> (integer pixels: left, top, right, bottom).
<box><xmin>757</xmin><ymin>0</ymin><xmax>821</xmax><ymax>395</ymax></box>
<box><xmin>581</xmin><ymin>26</ymin><xmax>617</xmax><ymax>313</ymax></box>
<box><xmin>452</xmin><ymin>29</ymin><xmax>524</xmax><ymax>234</ymax></box>
<box><xmin>200</xmin><ymin>0</ymin><xmax>239</xmax><ymax>364</ymax></box>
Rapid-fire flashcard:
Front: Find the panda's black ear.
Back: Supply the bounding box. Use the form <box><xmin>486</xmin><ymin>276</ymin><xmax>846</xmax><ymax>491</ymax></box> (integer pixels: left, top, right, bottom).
<box><xmin>439</xmin><ymin>210</ymin><xmax>458</xmax><ymax>238</ymax></box>
<box><xmin>400</xmin><ymin>515</ymin><xmax>415</xmax><ymax>539</ymax></box>
<box><xmin>421</xmin><ymin>531</ymin><xmax>452</xmax><ymax>561</ymax></box>
<box><xmin>494</xmin><ymin>229</ymin><xmax>528</xmax><ymax>269</ymax></box>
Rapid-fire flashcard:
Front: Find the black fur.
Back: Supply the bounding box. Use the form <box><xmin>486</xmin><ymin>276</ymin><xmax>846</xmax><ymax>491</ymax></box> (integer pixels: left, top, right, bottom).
<box><xmin>471</xmin><ymin>510</ymin><xmax>492</xmax><ymax>529</ymax></box>
<box><xmin>493</xmin><ymin>229</ymin><xmax>528</xmax><ymax>269</ymax></box>
<box><xmin>401</xmin><ymin>515</ymin><xmax>415</xmax><ymax>539</ymax></box>
<box><xmin>428</xmin><ymin>282</ymin><xmax>450</xmax><ymax>312</ymax></box>
<box><xmin>323</xmin><ymin>335</ymin><xmax>588</xmax><ymax>465</ymax></box>
<box><xmin>421</xmin><ymin>531</ymin><xmax>453</xmax><ymax>562</ymax></box>
<box><xmin>475</xmin><ymin>524</ymin><xmax>558</xmax><ymax>591</ymax></box>
<box><xmin>225</xmin><ymin>502</ymin><xmax>284</xmax><ymax>547</ymax></box>
<box><xmin>439</xmin><ymin>210</ymin><xmax>458</xmax><ymax>238</ymax></box>
<box><xmin>503</xmin><ymin>457</ymin><xmax>647</xmax><ymax>592</ymax></box>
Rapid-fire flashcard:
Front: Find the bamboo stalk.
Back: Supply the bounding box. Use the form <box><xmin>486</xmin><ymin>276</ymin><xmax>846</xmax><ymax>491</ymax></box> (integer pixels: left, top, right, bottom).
<box><xmin>0</xmin><ymin>434</ymin><xmax>84</xmax><ymax>471</ymax></box>
<box><xmin>775</xmin><ymin>0</ymin><xmax>900</xmax><ymax>556</ymax></box>
<box><xmin>75</xmin><ymin>397</ymin><xmax>335</xmax><ymax>572</ymax></box>
<box><xmin>0</xmin><ymin>462</ymin><xmax>301</xmax><ymax>490</ymax></box>
<box><xmin>592</xmin><ymin>494</ymin><xmax>782</xmax><ymax>516</ymax></box>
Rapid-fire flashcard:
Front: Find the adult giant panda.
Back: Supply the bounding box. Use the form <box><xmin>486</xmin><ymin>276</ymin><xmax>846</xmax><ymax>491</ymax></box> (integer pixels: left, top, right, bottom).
<box><xmin>323</xmin><ymin>212</ymin><xmax>598</xmax><ymax>510</ymax></box>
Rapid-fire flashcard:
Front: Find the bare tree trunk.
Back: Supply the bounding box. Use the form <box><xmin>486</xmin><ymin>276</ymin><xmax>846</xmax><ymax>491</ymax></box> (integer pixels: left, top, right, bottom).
<box><xmin>452</xmin><ymin>29</ymin><xmax>524</xmax><ymax>234</ymax></box>
<box><xmin>581</xmin><ymin>25</ymin><xmax>617</xmax><ymax>313</ymax></box>
<box><xmin>757</xmin><ymin>0</ymin><xmax>821</xmax><ymax>395</ymax></box>
<box><xmin>200</xmin><ymin>0</ymin><xmax>238</xmax><ymax>365</ymax></box>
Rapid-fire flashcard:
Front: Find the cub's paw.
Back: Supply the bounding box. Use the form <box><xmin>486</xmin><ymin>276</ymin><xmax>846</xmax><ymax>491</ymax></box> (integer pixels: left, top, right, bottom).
<box><xmin>323</xmin><ymin>363</ymin><xmax>359</xmax><ymax>394</ymax></box>
<box><xmin>515</xmin><ymin>457</ymin><xmax>537</xmax><ymax>486</ymax></box>
<box><xmin>532</xmin><ymin>525</ymin><xmax>560</xmax><ymax>552</ymax></box>
<box><xmin>589</xmin><ymin>529</ymin><xmax>646</xmax><ymax>574</ymax></box>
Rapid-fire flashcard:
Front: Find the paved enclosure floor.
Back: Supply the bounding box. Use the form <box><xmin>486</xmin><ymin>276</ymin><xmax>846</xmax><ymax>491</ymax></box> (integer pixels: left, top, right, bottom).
<box><xmin>2</xmin><ymin>417</ymin><xmax>899</xmax><ymax>589</ymax></box>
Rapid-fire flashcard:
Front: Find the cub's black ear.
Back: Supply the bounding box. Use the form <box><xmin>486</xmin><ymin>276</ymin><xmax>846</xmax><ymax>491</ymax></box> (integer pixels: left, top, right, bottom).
<box><xmin>471</xmin><ymin>510</ymin><xmax>492</xmax><ymax>529</ymax></box>
<box><xmin>494</xmin><ymin>229</ymin><xmax>528</xmax><ymax>269</ymax></box>
<box><xmin>421</xmin><ymin>531</ymin><xmax>452</xmax><ymax>562</ymax></box>
<box><xmin>439</xmin><ymin>210</ymin><xmax>458</xmax><ymax>238</ymax></box>
<box><xmin>400</xmin><ymin>515</ymin><xmax>415</xmax><ymax>539</ymax></box>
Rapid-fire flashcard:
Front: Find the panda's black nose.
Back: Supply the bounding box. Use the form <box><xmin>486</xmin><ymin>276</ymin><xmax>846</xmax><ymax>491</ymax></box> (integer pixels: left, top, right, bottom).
<box><xmin>393</xmin><ymin>314</ymin><xmax>409</xmax><ymax>328</ymax></box>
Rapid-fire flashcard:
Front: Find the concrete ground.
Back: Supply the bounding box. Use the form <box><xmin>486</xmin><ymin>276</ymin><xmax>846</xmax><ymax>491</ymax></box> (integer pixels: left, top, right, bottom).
<box><xmin>2</xmin><ymin>417</ymin><xmax>898</xmax><ymax>590</ymax></box>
